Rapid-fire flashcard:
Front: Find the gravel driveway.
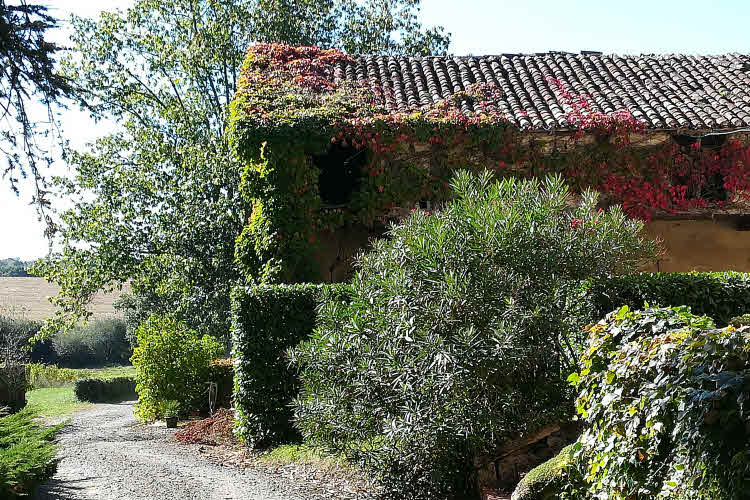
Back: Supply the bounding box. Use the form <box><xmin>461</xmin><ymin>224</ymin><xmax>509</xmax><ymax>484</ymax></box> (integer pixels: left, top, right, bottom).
<box><xmin>35</xmin><ymin>401</ymin><xmax>364</xmax><ymax>500</ymax></box>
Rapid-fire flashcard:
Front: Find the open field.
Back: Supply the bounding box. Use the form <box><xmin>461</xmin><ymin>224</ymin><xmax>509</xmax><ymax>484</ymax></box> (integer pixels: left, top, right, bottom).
<box><xmin>0</xmin><ymin>277</ymin><xmax>129</xmax><ymax>321</ymax></box>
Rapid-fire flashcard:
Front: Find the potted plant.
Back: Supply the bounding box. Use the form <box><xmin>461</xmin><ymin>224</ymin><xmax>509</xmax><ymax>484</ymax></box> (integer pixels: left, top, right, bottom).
<box><xmin>163</xmin><ymin>400</ymin><xmax>179</xmax><ymax>428</ymax></box>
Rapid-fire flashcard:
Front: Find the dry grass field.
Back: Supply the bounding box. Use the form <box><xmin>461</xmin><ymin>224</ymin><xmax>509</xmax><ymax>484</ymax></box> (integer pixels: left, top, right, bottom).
<box><xmin>0</xmin><ymin>277</ymin><xmax>129</xmax><ymax>321</ymax></box>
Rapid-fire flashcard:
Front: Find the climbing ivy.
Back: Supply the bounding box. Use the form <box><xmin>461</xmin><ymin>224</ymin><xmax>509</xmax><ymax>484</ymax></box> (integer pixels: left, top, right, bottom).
<box><xmin>229</xmin><ymin>43</ymin><xmax>750</xmax><ymax>284</ymax></box>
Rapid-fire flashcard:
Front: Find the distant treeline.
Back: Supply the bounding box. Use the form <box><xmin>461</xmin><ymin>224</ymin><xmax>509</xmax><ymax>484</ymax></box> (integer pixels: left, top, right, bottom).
<box><xmin>0</xmin><ymin>258</ymin><xmax>33</xmax><ymax>277</ymax></box>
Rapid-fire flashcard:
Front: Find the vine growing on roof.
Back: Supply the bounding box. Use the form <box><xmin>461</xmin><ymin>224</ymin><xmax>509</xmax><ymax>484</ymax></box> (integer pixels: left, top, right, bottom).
<box><xmin>230</xmin><ymin>43</ymin><xmax>750</xmax><ymax>284</ymax></box>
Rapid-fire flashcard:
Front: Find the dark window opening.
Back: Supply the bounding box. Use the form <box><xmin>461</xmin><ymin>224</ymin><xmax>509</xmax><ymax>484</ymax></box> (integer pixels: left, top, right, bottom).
<box><xmin>672</xmin><ymin>134</ymin><xmax>729</xmax><ymax>203</ymax></box>
<box><xmin>700</xmin><ymin>134</ymin><xmax>727</xmax><ymax>149</ymax></box>
<box><xmin>314</xmin><ymin>143</ymin><xmax>367</xmax><ymax>206</ymax></box>
<box><xmin>673</xmin><ymin>134</ymin><xmax>698</xmax><ymax>147</ymax></box>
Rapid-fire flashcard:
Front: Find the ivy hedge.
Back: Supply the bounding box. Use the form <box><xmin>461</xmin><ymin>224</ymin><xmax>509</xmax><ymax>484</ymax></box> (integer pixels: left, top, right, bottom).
<box><xmin>563</xmin><ymin>306</ymin><xmax>750</xmax><ymax>499</ymax></box>
<box><xmin>231</xmin><ymin>283</ymin><xmax>352</xmax><ymax>447</ymax></box>
<box><xmin>590</xmin><ymin>271</ymin><xmax>750</xmax><ymax>326</ymax></box>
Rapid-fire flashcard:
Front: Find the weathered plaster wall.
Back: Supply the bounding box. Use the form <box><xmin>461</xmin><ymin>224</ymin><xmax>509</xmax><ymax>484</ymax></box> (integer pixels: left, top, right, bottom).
<box><xmin>645</xmin><ymin>218</ymin><xmax>750</xmax><ymax>272</ymax></box>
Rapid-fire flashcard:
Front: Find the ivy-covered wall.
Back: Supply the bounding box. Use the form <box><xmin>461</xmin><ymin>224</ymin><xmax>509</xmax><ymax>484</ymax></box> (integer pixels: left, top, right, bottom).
<box><xmin>228</xmin><ymin>44</ymin><xmax>750</xmax><ymax>284</ymax></box>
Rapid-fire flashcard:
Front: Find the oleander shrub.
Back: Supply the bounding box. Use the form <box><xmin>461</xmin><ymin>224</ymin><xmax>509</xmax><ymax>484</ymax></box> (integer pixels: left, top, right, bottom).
<box><xmin>0</xmin><ymin>408</ymin><xmax>62</xmax><ymax>497</ymax></box>
<box><xmin>52</xmin><ymin>318</ymin><xmax>130</xmax><ymax>367</ymax></box>
<box><xmin>74</xmin><ymin>377</ymin><xmax>136</xmax><ymax>403</ymax></box>
<box><xmin>131</xmin><ymin>314</ymin><xmax>223</xmax><ymax>420</ymax></box>
<box><xmin>589</xmin><ymin>271</ymin><xmax>750</xmax><ymax>326</ymax></box>
<box><xmin>291</xmin><ymin>172</ymin><xmax>659</xmax><ymax>500</ymax></box>
<box><xmin>566</xmin><ymin>306</ymin><xmax>750</xmax><ymax>499</ymax></box>
<box><xmin>231</xmin><ymin>283</ymin><xmax>351</xmax><ymax>447</ymax></box>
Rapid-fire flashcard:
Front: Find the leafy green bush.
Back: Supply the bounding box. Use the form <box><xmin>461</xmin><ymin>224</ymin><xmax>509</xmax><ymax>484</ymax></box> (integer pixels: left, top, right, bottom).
<box><xmin>52</xmin><ymin>318</ymin><xmax>130</xmax><ymax>367</ymax></box>
<box><xmin>567</xmin><ymin>306</ymin><xmax>750</xmax><ymax>499</ymax></box>
<box><xmin>0</xmin><ymin>408</ymin><xmax>62</xmax><ymax>497</ymax></box>
<box><xmin>231</xmin><ymin>283</ymin><xmax>351</xmax><ymax>447</ymax></box>
<box><xmin>291</xmin><ymin>172</ymin><xmax>658</xmax><ymax>500</ymax></box>
<box><xmin>730</xmin><ymin>313</ymin><xmax>750</xmax><ymax>327</ymax></box>
<box><xmin>131</xmin><ymin>314</ymin><xmax>223</xmax><ymax>420</ymax></box>
<box><xmin>589</xmin><ymin>271</ymin><xmax>750</xmax><ymax>326</ymax></box>
<box><xmin>25</xmin><ymin>364</ymin><xmax>80</xmax><ymax>389</ymax></box>
<box><xmin>74</xmin><ymin>377</ymin><xmax>136</xmax><ymax>403</ymax></box>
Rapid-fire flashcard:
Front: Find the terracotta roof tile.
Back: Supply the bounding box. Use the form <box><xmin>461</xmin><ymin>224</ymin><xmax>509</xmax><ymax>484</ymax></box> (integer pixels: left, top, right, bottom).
<box><xmin>334</xmin><ymin>52</ymin><xmax>750</xmax><ymax>131</ymax></box>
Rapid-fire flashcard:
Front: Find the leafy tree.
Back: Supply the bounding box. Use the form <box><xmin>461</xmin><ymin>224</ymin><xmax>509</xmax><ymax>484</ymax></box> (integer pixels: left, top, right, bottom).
<box><xmin>0</xmin><ymin>1</ymin><xmax>72</xmax><ymax>235</ymax></box>
<box><xmin>0</xmin><ymin>258</ymin><xmax>30</xmax><ymax>277</ymax></box>
<box><xmin>33</xmin><ymin>0</ymin><xmax>450</xmax><ymax>339</ymax></box>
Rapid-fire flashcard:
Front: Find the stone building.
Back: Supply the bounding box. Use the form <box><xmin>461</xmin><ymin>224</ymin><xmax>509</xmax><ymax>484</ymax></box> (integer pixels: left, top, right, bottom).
<box><xmin>231</xmin><ymin>48</ymin><xmax>750</xmax><ymax>282</ymax></box>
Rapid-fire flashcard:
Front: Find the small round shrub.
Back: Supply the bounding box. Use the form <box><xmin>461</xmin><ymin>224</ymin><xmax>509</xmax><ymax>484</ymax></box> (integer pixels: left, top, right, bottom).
<box><xmin>131</xmin><ymin>314</ymin><xmax>223</xmax><ymax>420</ymax></box>
<box><xmin>567</xmin><ymin>306</ymin><xmax>750</xmax><ymax>499</ymax></box>
<box><xmin>291</xmin><ymin>171</ymin><xmax>658</xmax><ymax>500</ymax></box>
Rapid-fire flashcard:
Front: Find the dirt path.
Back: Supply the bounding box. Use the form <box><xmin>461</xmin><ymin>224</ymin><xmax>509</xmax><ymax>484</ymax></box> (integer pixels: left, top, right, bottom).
<box><xmin>35</xmin><ymin>401</ymin><xmax>342</xmax><ymax>500</ymax></box>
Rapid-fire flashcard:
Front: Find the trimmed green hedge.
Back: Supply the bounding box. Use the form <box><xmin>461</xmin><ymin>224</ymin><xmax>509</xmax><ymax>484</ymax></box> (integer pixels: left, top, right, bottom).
<box><xmin>231</xmin><ymin>283</ymin><xmax>351</xmax><ymax>447</ymax></box>
<box><xmin>74</xmin><ymin>377</ymin><xmax>136</xmax><ymax>403</ymax></box>
<box><xmin>590</xmin><ymin>271</ymin><xmax>750</xmax><ymax>325</ymax></box>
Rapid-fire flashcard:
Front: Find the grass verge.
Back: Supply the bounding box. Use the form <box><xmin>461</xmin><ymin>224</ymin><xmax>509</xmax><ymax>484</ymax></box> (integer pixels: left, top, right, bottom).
<box><xmin>26</xmin><ymin>387</ymin><xmax>91</xmax><ymax>420</ymax></box>
<box><xmin>259</xmin><ymin>443</ymin><xmax>350</xmax><ymax>471</ymax></box>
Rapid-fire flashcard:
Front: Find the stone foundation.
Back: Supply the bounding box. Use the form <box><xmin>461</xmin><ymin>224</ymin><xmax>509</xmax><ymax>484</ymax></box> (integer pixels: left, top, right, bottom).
<box><xmin>475</xmin><ymin>422</ymin><xmax>581</xmax><ymax>491</ymax></box>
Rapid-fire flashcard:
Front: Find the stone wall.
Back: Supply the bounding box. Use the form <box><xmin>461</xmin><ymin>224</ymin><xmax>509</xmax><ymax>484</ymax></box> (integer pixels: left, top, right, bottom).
<box><xmin>645</xmin><ymin>217</ymin><xmax>750</xmax><ymax>272</ymax></box>
<box><xmin>475</xmin><ymin>423</ymin><xmax>581</xmax><ymax>491</ymax></box>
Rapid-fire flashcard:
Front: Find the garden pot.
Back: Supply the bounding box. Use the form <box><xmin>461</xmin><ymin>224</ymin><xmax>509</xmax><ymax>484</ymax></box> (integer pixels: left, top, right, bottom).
<box><xmin>165</xmin><ymin>416</ymin><xmax>178</xmax><ymax>428</ymax></box>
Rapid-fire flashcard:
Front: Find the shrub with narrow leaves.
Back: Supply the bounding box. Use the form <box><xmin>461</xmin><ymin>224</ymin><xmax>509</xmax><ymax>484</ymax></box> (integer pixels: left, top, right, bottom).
<box><xmin>0</xmin><ymin>409</ymin><xmax>62</xmax><ymax>497</ymax></box>
<box><xmin>291</xmin><ymin>171</ymin><xmax>658</xmax><ymax>500</ymax></box>
<box><xmin>567</xmin><ymin>306</ymin><xmax>750</xmax><ymax>499</ymax></box>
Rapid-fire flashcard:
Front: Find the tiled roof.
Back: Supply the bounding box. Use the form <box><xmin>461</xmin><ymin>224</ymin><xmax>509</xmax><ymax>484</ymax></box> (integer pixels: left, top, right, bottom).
<box><xmin>332</xmin><ymin>52</ymin><xmax>750</xmax><ymax>131</ymax></box>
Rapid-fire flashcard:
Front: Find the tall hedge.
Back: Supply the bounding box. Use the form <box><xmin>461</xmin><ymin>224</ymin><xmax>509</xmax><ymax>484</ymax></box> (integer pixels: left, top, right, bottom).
<box><xmin>590</xmin><ymin>271</ymin><xmax>750</xmax><ymax>325</ymax></box>
<box><xmin>231</xmin><ymin>283</ymin><xmax>351</xmax><ymax>448</ymax></box>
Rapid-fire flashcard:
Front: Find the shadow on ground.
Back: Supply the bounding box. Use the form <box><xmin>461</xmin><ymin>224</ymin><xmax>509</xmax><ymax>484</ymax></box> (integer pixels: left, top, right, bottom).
<box><xmin>35</xmin><ymin>477</ymin><xmax>97</xmax><ymax>499</ymax></box>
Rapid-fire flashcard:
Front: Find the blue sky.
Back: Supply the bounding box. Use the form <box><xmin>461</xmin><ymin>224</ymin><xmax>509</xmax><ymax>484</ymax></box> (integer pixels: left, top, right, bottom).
<box><xmin>2</xmin><ymin>0</ymin><xmax>749</xmax><ymax>260</ymax></box>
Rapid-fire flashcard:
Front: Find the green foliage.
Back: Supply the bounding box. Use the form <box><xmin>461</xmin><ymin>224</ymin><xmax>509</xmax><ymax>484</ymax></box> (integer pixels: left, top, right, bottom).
<box><xmin>567</xmin><ymin>306</ymin><xmax>750</xmax><ymax>499</ymax></box>
<box><xmin>0</xmin><ymin>408</ymin><xmax>62</xmax><ymax>498</ymax></box>
<box><xmin>590</xmin><ymin>271</ymin><xmax>750</xmax><ymax>326</ymax></box>
<box><xmin>26</xmin><ymin>364</ymin><xmax>79</xmax><ymax>389</ymax></box>
<box><xmin>291</xmin><ymin>172</ymin><xmax>658</xmax><ymax>500</ymax></box>
<box><xmin>73</xmin><ymin>377</ymin><xmax>136</xmax><ymax>403</ymax></box>
<box><xmin>207</xmin><ymin>358</ymin><xmax>234</xmax><ymax>412</ymax></box>
<box><xmin>511</xmin><ymin>445</ymin><xmax>575</xmax><ymax>500</ymax></box>
<box><xmin>35</xmin><ymin>0</ymin><xmax>451</xmax><ymax>342</ymax></box>
<box><xmin>26</xmin><ymin>364</ymin><xmax>136</xmax><ymax>390</ymax></box>
<box><xmin>0</xmin><ymin>314</ymin><xmax>56</xmax><ymax>364</ymax></box>
<box><xmin>0</xmin><ymin>2</ymin><xmax>72</xmax><ymax>211</ymax></box>
<box><xmin>52</xmin><ymin>318</ymin><xmax>130</xmax><ymax>367</ymax></box>
<box><xmin>231</xmin><ymin>283</ymin><xmax>351</xmax><ymax>447</ymax></box>
<box><xmin>131</xmin><ymin>314</ymin><xmax>223</xmax><ymax>420</ymax></box>
<box><xmin>0</xmin><ymin>259</ymin><xmax>31</xmax><ymax>277</ymax></box>
<box><xmin>730</xmin><ymin>313</ymin><xmax>750</xmax><ymax>327</ymax></box>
